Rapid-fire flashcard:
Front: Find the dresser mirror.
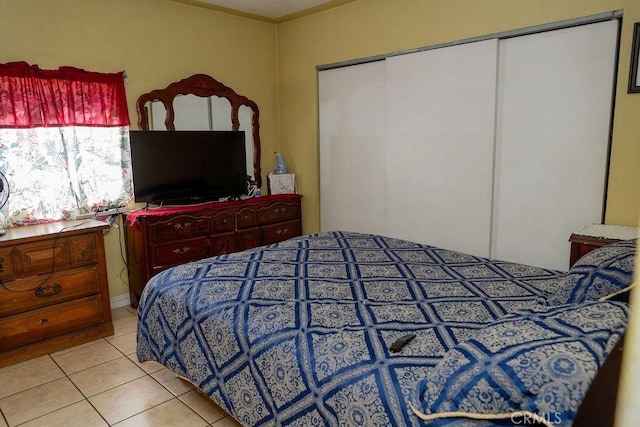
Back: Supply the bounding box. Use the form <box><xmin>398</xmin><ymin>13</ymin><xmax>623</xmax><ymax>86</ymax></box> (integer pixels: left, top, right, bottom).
<box><xmin>136</xmin><ymin>74</ymin><xmax>262</xmax><ymax>187</ymax></box>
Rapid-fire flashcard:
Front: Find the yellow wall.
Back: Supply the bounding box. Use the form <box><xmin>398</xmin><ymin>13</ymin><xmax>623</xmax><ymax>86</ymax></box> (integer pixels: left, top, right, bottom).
<box><xmin>276</xmin><ymin>0</ymin><xmax>640</xmax><ymax>235</ymax></box>
<box><xmin>0</xmin><ymin>0</ymin><xmax>278</xmax><ymax>301</ymax></box>
<box><xmin>1</xmin><ymin>0</ymin><xmax>639</xmax><ymax>302</ymax></box>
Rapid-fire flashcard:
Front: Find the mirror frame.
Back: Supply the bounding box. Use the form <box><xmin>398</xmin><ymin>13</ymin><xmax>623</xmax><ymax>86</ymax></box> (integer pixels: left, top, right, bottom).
<box><xmin>136</xmin><ymin>74</ymin><xmax>262</xmax><ymax>187</ymax></box>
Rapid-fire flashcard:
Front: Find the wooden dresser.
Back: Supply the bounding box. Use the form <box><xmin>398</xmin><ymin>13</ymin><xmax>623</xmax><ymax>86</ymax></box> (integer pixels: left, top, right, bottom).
<box><xmin>124</xmin><ymin>194</ymin><xmax>302</xmax><ymax>307</ymax></box>
<box><xmin>0</xmin><ymin>220</ymin><xmax>113</xmax><ymax>367</ymax></box>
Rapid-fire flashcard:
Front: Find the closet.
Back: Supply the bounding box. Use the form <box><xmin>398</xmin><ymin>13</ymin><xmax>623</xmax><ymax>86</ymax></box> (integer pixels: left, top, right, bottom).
<box><xmin>319</xmin><ymin>18</ymin><xmax>619</xmax><ymax>271</ymax></box>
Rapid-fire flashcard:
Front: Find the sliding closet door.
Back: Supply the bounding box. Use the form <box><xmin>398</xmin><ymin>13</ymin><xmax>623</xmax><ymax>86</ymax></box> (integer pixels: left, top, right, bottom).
<box><xmin>492</xmin><ymin>20</ymin><xmax>618</xmax><ymax>270</ymax></box>
<box><xmin>319</xmin><ymin>61</ymin><xmax>387</xmax><ymax>234</ymax></box>
<box><xmin>385</xmin><ymin>40</ymin><xmax>498</xmax><ymax>257</ymax></box>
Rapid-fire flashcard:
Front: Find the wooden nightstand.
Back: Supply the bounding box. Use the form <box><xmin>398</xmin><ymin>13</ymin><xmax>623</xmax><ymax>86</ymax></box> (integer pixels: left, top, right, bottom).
<box><xmin>0</xmin><ymin>220</ymin><xmax>113</xmax><ymax>367</ymax></box>
<box><xmin>569</xmin><ymin>224</ymin><xmax>638</xmax><ymax>268</ymax></box>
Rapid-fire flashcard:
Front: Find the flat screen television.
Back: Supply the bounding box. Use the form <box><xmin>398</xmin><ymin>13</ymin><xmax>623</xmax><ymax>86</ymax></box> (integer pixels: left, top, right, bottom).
<box><xmin>129</xmin><ymin>130</ymin><xmax>247</xmax><ymax>204</ymax></box>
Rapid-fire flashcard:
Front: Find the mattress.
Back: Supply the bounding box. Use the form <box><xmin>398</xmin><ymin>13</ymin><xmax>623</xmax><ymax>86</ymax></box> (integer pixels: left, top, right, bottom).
<box><xmin>136</xmin><ymin>231</ymin><xmax>624</xmax><ymax>426</ymax></box>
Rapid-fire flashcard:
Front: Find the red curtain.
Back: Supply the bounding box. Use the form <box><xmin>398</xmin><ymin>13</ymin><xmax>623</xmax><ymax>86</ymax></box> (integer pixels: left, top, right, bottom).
<box><xmin>0</xmin><ymin>61</ymin><xmax>129</xmax><ymax>128</ymax></box>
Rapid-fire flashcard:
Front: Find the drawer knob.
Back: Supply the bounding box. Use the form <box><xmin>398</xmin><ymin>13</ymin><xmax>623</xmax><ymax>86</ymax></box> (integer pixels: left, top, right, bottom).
<box><xmin>35</xmin><ymin>283</ymin><xmax>62</xmax><ymax>298</ymax></box>
<box><xmin>41</xmin><ymin>318</ymin><xmax>48</xmax><ymax>324</ymax></box>
<box><xmin>173</xmin><ymin>247</ymin><xmax>191</xmax><ymax>255</ymax></box>
<box><xmin>277</xmin><ymin>228</ymin><xmax>289</xmax><ymax>235</ymax></box>
<box><xmin>174</xmin><ymin>222</ymin><xmax>191</xmax><ymax>230</ymax></box>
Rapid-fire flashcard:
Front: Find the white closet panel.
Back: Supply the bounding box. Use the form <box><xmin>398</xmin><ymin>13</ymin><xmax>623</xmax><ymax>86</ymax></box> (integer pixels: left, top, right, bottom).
<box><xmin>319</xmin><ymin>61</ymin><xmax>387</xmax><ymax>234</ymax></box>
<box><xmin>385</xmin><ymin>40</ymin><xmax>498</xmax><ymax>257</ymax></box>
<box><xmin>492</xmin><ymin>21</ymin><xmax>617</xmax><ymax>270</ymax></box>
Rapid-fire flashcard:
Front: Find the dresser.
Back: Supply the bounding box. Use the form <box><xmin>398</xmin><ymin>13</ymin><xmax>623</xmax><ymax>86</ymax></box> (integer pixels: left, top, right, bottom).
<box><xmin>0</xmin><ymin>220</ymin><xmax>113</xmax><ymax>367</ymax></box>
<box><xmin>124</xmin><ymin>194</ymin><xmax>302</xmax><ymax>307</ymax></box>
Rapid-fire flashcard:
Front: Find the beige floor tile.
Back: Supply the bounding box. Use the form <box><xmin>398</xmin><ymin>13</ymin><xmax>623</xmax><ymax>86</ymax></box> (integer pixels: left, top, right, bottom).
<box><xmin>212</xmin><ymin>415</ymin><xmax>243</xmax><ymax>427</ymax></box>
<box><xmin>18</xmin><ymin>400</ymin><xmax>108</xmax><ymax>427</ymax></box>
<box><xmin>88</xmin><ymin>375</ymin><xmax>173</xmax><ymax>425</ymax></box>
<box><xmin>112</xmin><ymin>398</ymin><xmax>207</xmax><ymax>427</ymax></box>
<box><xmin>0</xmin><ymin>377</ymin><xmax>84</xmax><ymax>426</ymax></box>
<box><xmin>179</xmin><ymin>389</ymin><xmax>229</xmax><ymax>424</ymax></box>
<box><xmin>52</xmin><ymin>340</ymin><xmax>123</xmax><ymax>375</ymax></box>
<box><xmin>127</xmin><ymin>354</ymin><xmax>164</xmax><ymax>374</ymax></box>
<box><xmin>123</xmin><ymin>305</ymin><xmax>138</xmax><ymax>316</ymax></box>
<box><xmin>0</xmin><ymin>356</ymin><xmax>64</xmax><ymax>399</ymax></box>
<box><xmin>111</xmin><ymin>306</ymin><xmax>134</xmax><ymax>321</ymax></box>
<box><xmin>107</xmin><ymin>331</ymin><xmax>137</xmax><ymax>355</ymax></box>
<box><xmin>112</xmin><ymin>314</ymin><xmax>138</xmax><ymax>336</ymax></box>
<box><xmin>69</xmin><ymin>356</ymin><xmax>146</xmax><ymax>397</ymax></box>
<box><xmin>50</xmin><ymin>338</ymin><xmax>104</xmax><ymax>357</ymax></box>
<box><xmin>151</xmin><ymin>368</ymin><xmax>195</xmax><ymax>396</ymax></box>
<box><xmin>0</xmin><ymin>355</ymin><xmax>50</xmax><ymax>374</ymax></box>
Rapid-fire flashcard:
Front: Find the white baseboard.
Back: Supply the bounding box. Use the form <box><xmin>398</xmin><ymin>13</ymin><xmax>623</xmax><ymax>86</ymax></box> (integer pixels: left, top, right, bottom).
<box><xmin>110</xmin><ymin>293</ymin><xmax>131</xmax><ymax>309</ymax></box>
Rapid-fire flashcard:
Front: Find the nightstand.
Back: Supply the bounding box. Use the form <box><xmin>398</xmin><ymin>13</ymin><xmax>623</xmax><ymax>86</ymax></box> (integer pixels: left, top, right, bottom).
<box><xmin>569</xmin><ymin>224</ymin><xmax>638</xmax><ymax>268</ymax></box>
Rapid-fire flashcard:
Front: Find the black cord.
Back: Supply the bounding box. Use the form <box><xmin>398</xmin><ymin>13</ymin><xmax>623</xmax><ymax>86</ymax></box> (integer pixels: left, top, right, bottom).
<box><xmin>0</xmin><ymin>221</ymin><xmax>90</xmax><ymax>293</ymax></box>
<box><xmin>116</xmin><ymin>213</ymin><xmax>128</xmax><ymax>267</ymax></box>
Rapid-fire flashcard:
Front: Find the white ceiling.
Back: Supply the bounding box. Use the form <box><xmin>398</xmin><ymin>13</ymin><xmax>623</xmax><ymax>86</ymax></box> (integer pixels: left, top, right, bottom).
<box><xmin>192</xmin><ymin>0</ymin><xmax>335</xmax><ymax>20</ymax></box>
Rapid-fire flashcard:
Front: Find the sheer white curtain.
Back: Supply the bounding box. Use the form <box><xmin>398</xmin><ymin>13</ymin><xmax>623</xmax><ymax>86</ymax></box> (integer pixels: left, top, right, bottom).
<box><xmin>0</xmin><ymin>126</ymin><xmax>131</xmax><ymax>226</ymax></box>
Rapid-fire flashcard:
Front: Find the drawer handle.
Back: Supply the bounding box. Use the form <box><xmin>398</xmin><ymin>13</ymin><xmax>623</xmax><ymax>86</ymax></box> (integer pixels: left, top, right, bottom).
<box><xmin>174</xmin><ymin>222</ymin><xmax>191</xmax><ymax>230</ymax></box>
<box><xmin>35</xmin><ymin>284</ymin><xmax>62</xmax><ymax>298</ymax></box>
<box><xmin>277</xmin><ymin>228</ymin><xmax>289</xmax><ymax>235</ymax></box>
<box><xmin>41</xmin><ymin>318</ymin><xmax>48</xmax><ymax>324</ymax></box>
<box><xmin>173</xmin><ymin>247</ymin><xmax>191</xmax><ymax>255</ymax></box>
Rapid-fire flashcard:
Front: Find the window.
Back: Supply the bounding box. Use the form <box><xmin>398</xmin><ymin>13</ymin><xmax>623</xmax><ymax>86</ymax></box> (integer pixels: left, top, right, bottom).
<box><xmin>0</xmin><ymin>62</ymin><xmax>132</xmax><ymax>227</ymax></box>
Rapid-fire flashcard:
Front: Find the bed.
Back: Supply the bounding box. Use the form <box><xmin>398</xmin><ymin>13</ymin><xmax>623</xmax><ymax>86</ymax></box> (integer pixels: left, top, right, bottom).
<box><xmin>136</xmin><ymin>231</ymin><xmax>634</xmax><ymax>426</ymax></box>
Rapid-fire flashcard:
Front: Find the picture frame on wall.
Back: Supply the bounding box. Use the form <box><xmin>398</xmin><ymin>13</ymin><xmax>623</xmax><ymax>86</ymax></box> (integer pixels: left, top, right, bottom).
<box><xmin>628</xmin><ymin>22</ymin><xmax>640</xmax><ymax>93</ymax></box>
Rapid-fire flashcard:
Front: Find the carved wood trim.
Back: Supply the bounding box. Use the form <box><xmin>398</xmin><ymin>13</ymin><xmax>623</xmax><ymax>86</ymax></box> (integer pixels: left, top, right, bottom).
<box><xmin>135</xmin><ymin>74</ymin><xmax>262</xmax><ymax>187</ymax></box>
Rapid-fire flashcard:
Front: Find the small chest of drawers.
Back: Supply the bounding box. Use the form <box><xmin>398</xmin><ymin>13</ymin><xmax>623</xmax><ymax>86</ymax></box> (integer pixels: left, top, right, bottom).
<box><xmin>124</xmin><ymin>194</ymin><xmax>302</xmax><ymax>307</ymax></box>
<box><xmin>0</xmin><ymin>220</ymin><xmax>113</xmax><ymax>367</ymax></box>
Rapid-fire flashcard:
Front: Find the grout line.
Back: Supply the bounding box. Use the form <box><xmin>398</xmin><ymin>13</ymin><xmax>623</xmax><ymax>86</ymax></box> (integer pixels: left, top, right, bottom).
<box><xmin>1</xmin><ymin>309</ymin><xmax>236</xmax><ymax>426</ymax></box>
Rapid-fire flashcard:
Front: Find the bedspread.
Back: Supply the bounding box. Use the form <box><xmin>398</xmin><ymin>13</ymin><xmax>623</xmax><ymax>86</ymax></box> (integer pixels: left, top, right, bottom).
<box><xmin>136</xmin><ymin>231</ymin><xmax>564</xmax><ymax>426</ymax></box>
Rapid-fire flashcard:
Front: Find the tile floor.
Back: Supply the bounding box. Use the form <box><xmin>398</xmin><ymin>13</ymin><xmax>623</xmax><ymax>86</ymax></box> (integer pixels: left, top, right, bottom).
<box><xmin>0</xmin><ymin>306</ymin><xmax>242</xmax><ymax>427</ymax></box>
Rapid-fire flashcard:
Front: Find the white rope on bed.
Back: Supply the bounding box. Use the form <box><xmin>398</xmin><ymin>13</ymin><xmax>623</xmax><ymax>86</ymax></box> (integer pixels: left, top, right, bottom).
<box><xmin>599</xmin><ymin>282</ymin><xmax>637</xmax><ymax>301</ymax></box>
<box><xmin>408</xmin><ymin>401</ymin><xmax>556</xmax><ymax>427</ymax></box>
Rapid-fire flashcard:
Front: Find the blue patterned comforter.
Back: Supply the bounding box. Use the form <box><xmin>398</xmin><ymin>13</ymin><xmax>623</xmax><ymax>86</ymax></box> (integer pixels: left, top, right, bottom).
<box><xmin>136</xmin><ymin>231</ymin><xmax>564</xmax><ymax>426</ymax></box>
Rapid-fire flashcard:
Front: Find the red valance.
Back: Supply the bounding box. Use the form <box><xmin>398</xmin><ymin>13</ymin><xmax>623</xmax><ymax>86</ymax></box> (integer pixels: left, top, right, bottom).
<box><xmin>0</xmin><ymin>61</ymin><xmax>130</xmax><ymax>128</ymax></box>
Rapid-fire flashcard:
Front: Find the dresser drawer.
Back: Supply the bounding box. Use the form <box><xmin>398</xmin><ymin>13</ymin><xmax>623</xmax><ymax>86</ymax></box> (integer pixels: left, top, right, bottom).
<box><xmin>70</xmin><ymin>234</ymin><xmax>99</xmax><ymax>266</ymax></box>
<box><xmin>236</xmin><ymin>228</ymin><xmax>262</xmax><ymax>251</ymax></box>
<box><xmin>15</xmin><ymin>238</ymin><xmax>71</xmax><ymax>276</ymax></box>
<box><xmin>236</xmin><ymin>208</ymin><xmax>258</xmax><ymax>229</ymax></box>
<box><xmin>0</xmin><ymin>296</ymin><xmax>105</xmax><ymax>352</ymax></box>
<box><xmin>150</xmin><ymin>216</ymin><xmax>211</xmax><ymax>242</ymax></box>
<box><xmin>0</xmin><ymin>247</ymin><xmax>16</xmax><ymax>282</ymax></box>
<box><xmin>257</xmin><ymin>202</ymin><xmax>300</xmax><ymax>225</ymax></box>
<box><xmin>152</xmin><ymin>238</ymin><xmax>210</xmax><ymax>268</ymax></box>
<box><xmin>263</xmin><ymin>220</ymin><xmax>302</xmax><ymax>244</ymax></box>
<box><xmin>0</xmin><ymin>267</ymin><xmax>101</xmax><ymax>317</ymax></box>
<box><xmin>211</xmin><ymin>211</ymin><xmax>235</xmax><ymax>233</ymax></box>
<box><xmin>210</xmin><ymin>232</ymin><xmax>237</xmax><ymax>256</ymax></box>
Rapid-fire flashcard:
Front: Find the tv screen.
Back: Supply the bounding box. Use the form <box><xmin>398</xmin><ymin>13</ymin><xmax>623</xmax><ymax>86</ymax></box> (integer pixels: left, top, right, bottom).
<box><xmin>129</xmin><ymin>130</ymin><xmax>247</xmax><ymax>204</ymax></box>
